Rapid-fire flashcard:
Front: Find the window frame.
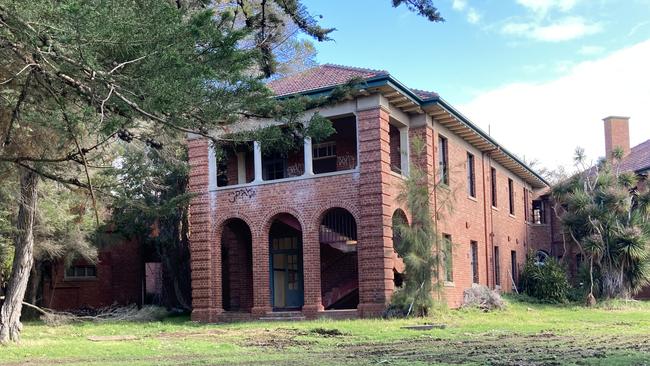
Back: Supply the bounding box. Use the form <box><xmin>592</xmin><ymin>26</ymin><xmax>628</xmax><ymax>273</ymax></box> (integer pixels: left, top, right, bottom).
<box><xmin>64</xmin><ymin>265</ymin><xmax>97</xmax><ymax>280</ymax></box>
<box><xmin>467</xmin><ymin>152</ymin><xmax>476</xmax><ymax>198</ymax></box>
<box><xmin>443</xmin><ymin>233</ymin><xmax>453</xmax><ymax>283</ymax></box>
<box><xmin>490</xmin><ymin>167</ymin><xmax>497</xmax><ymax>207</ymax></box>
<box><xmin>532</xmin><ymin>200</ymin><xmax>546</xmax><ymax>224</ymax></box>
<box><xmin>438</xmin><ymin>135</ymin><xmax>449</xmax><ymax>186</ymax></box>
<box><xmin>508</xmin><ymin>178</ymin><xmax>515</xmax><ymax>215</ymax></box>
<box><xmin>470</xmin><ymin>241</ymin><xmax>479</xmax><ymax>284</ymax></box>
<box><xmin>494</xmin><ymin>246</ymin><xmax>501</xmax><ymax>286</ymax></box>
<box><xmin>511</xmin><ymin>250</ymin><xmax>518</xmax><ymax>284</ymax></box>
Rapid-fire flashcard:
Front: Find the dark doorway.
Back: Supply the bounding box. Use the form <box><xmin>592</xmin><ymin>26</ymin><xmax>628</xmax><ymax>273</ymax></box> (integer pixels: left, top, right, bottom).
<box><xmin>269</xmin><ymin>214</ymin><xmax>304</xmax><ymax>309</ymax></box>
<box><xmin>221</xmin><ymin>219</ymin><xmax>253</xmax><ymax>312</ymax></box>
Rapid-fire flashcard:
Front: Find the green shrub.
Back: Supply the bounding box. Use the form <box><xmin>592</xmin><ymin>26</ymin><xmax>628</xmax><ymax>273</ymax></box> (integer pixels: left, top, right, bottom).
<box><xmin>520</xmin><ymin>256</ymin><xmax>570</xmax><ymax>303</ymax></box>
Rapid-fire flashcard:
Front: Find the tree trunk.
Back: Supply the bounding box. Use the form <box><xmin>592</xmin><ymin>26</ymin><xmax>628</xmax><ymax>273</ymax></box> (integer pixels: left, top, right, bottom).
<box><xmin>0</xmin><ymin>169</ymin><xmax>38</xmax><ymax>344</ymax></box>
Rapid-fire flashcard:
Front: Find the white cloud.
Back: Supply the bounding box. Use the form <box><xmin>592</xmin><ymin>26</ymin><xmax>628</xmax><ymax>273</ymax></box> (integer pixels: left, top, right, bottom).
<box><xmin>452</xmin><ymin>0</ymin><xmax>467</xmax><ymax>11</ymax></box>
<box><xmin>578</xmin><ymin>45</ymin><xmax>605</xmax><ymax>55</ymax></box>
<box><xmin>501</xmin><ymin>17</ymin><xmax>602</xmax><ymax>42</ymax></box>
<box><xmin>467</xmin><ymin>8</ymin><xmax>481</xmax><ymax>24</ymax></box>
<box><xmin>516</xmin><ymin>0</ymin><xmax>580</xmax><ymax>16</ymax></box>
<box><xmin>458</xmin><ymin>39</ymin><xmax>650</xmax><ymax>171</ymax></box>
<box><xmin>450</xmin><ymin>0</ymin><xmax>480</xmax><ymax>25</ymax></box>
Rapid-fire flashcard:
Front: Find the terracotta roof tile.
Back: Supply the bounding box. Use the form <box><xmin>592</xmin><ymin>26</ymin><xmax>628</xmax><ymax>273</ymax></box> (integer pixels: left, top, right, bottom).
<box><xmin>620</xmin><ymin>139</ymin><xmax>650</xmax><ymax>173</ymax></box>
<box><xmin>267</xmin><ymin>64</ymin><xmax>389</xmax><ymax>96</ymax></box>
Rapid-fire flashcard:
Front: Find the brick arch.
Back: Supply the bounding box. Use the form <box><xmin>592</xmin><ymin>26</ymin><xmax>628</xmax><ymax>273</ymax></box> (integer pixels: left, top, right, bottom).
<box><xmin>309</xmin><ymin>200</ymin><xmax>360</xmax><ymax>233</ymax></box>
<box><xmin>257</xmin><ymin>207</ymin><xmax>307</xmax><ymax>238</ymax></box>
<box><xmin>214</xmin><ymin>213</ymin><xmax>254</xmax><ymax>244</ymax></box>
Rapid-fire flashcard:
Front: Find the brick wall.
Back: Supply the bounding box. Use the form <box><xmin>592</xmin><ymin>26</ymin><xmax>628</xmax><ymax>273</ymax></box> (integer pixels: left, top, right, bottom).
<box><xmin>43</xmin><ymin>238</ymin><xmax>142</xmax><ymax>310</ymax></box>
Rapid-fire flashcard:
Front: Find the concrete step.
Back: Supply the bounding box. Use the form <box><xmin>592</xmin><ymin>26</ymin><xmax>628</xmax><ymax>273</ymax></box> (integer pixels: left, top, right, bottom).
<box><xmin>258</xmin><ymin>316</ymin><xmax>306</xmax><ymax>321</ymax></box>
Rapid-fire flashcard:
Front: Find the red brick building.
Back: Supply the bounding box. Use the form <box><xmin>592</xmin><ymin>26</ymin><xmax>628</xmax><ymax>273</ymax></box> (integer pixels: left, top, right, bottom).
<box><xmin>187</xmin><ymin>65</ymin><xmax>549</xmax><ymax>322</ymax></box>
<box><xmin>42</xmin><ymin>238</ymin><xmax>143</xmax><ymax>310</ymax></box>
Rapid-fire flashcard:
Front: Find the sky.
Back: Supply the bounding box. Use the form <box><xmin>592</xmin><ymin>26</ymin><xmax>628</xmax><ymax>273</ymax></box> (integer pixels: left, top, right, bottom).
<box><xmin>300</xmin><ymin>0</ymin><xmax>650</xmax><ymax>171</ymax></box>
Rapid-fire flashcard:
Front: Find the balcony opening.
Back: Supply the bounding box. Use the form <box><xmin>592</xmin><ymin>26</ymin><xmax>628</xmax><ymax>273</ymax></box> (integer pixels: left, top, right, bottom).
<box><xmin>313</xmin><ymin>116</ymin><xmax>357</xmax><ymax>174</ymax></box>
<box><xmin>216</xmin><ymin>142</ymin><xmax>255</xmax><ymax>187</ymax></box>
<box><xmin>262</xmin><ymin>143</ymin><xmax>304</xmax><ymax>181</ymax></box>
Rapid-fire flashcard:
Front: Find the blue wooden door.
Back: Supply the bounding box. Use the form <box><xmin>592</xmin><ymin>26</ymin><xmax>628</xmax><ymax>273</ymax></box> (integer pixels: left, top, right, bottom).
<box><xmin>270</xmin><ymin>236</ymin><xmax>303</xmax><ymax>309</ymax></box>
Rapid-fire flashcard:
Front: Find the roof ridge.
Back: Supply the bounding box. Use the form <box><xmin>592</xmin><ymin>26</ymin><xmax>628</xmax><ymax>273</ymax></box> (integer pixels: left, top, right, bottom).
<box><xmin>322</xmin><ymin>63</ymin><xmax>388</xmax><ymax>75</ymax></box>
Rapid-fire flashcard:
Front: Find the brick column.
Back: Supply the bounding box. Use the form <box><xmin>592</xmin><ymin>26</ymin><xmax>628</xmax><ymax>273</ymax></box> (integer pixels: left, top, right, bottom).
<box><xmin>251</xmin><ymin>232</ymin><xmax>272</xmax><ymax>316</ymax></box>
<box><xmin>357</xmin><ymin>107</ymin><xmax>395</xmax><ymax>317</ymax></box>
<box><xmin>187</xmin><ymin>138</ymin><xmax>222</xmax><ymax>322</ymax></box>
<box><xmin>302</xmin><ymin>227</ymin><xmax>323</xmax><ymax>318</ymax></box>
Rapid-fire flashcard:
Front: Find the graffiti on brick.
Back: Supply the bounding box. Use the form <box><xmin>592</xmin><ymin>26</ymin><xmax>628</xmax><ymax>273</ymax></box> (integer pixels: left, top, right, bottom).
<box><xmin>287</xmin><ymin>163</ymin><xmax>304</xmax><ymax>177</ymax></box>
<box><xmin>228</xmin><ymin>188</ymin><xmax>256</xmax><ymax>203</ymax></box>
<box><xmin>337</xmin><ymin>154</ymin><xmax>356</xmax><ymax>170</ymax></box>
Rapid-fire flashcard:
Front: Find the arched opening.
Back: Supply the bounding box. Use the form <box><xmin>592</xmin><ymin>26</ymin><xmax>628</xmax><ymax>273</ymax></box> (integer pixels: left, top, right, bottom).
<box><xmin>220</xmin><ymin>218</ymin><xmax>253</xmax><ymax>312</ymax></box>
<box><xmin>392</xmin><ymin>209</ymin><xmax>408</xmax><ymax>288</ymax></box>
<box><xmin>319</xmin><ymin>208</ymin><xmax>359</xmax><ymax>310</ymax></box>
<box><xmin>534</xmin><ymin>250</ymin><xmax>550</xmax><ymax>266</ymax></box>
<box><xmin>269</xmin><ymin>213</ymin><xmax>304</xmax><ymax>309</ymax></box>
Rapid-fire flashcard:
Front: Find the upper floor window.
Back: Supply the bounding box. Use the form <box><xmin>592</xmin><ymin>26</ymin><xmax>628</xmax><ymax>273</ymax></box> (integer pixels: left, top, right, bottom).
<box><xmin>524</xmin><ymin>188</ymin><xmax>530</xmax><ymax>221</ymax></box>
<box><xmin>532</xmin><ymin>200</ymin><xmax>546</xmax><ymax>224</ymax></box>
<box><xmin>508</xmin><ymin>178</ymin><xmax>515</xmax><ymax>215</ymax></box>
<box><xmin>313</xmin><ymin>141</ymin><xmax>336</xmax><ymax>160</ymax></box>
<box><xmin>467</xmin><ymin>152</ymin><xmax>476</xmax><ymax>197</ymax></box>
<box><xmin>490</xmin><ymin>167</ymin><xmax>497</xmax><ymax>207</ymax></box>
<box><xmin>263</xmin><ymin>152</ymin><xmax>287</xmax><ymax>180</ymax></box>
<box><xmin>438</xmin><ymin>135</ymin><xmax>449</xmax><ymax>185</ymax></box>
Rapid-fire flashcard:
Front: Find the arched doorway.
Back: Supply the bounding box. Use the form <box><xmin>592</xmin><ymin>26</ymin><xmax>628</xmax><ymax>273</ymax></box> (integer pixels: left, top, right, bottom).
<box><xmin>319</xmin><ymin>208</ymin><xmax>359</xmax><ymax>310</ymax></box>
<box><xmin>269</xmin><ymin>214</ymin><xmax>304</xmax><ymax>309</ymax></box>
<box><xmin>220</xmin><ymin>218</ymin><xmax>253</xmax><ymax>312</ymax></box>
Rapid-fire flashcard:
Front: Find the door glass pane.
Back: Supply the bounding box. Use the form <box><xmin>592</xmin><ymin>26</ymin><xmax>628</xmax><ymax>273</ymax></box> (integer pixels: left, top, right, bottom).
<box><xmin>273</xmin><ymin>270</ymin><xmax>286</xmax><ymax>307</ymax></box>
<box><xmin>273</xmin><ymin>254</ymin><xmax>286</xmax><ymax>270</ymax></box>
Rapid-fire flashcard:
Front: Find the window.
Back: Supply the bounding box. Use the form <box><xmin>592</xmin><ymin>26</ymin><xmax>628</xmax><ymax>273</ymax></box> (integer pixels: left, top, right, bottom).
<box><xmin>494</xmin><ymin>246</ymin><xmax>501</xmax><ymax>286</ymax></box>
<box><xmin>216</xmin><ymin>161</ymin><xmax>229</xmax><ymax>187</ymax></box>
<box><xmin>470</xmin><ymin>241</ymin><xmax>479</xmax><ymax>284</ymax></box>
<box><xmin>532</xmin><ymin>200</ymin><xmax>546</xmax><ymax>224</ymax></box>
<box><xmin>490</xmin><ymin>167</ymin><xmax>497</xmax><ymax>207</ymax></box>
<box><xmin>508</xmin><ymin>178</ymin><xmax>515</xmax><ymax>215</ymax></box>
<box><xmin>389</xmin><ymin>124</ymin><xmax>402</xmax><ymax>174</ymax></box>
<box><xmin>313</xmin><ymin>141</ymin><xmax>336</xmax><ymax>160</ymax></box>
<box><xmin>65</xmin><ymin>265</ymin><xmax>97</xmax><ymax>279</ymax></box>
<box><xmin>443</xmin><ymin>234</ymin><xmax>453</xmax><ymax>282</ymax></box>
<box><xmin>511</xmin><ymin>250</ymin><xmax>518</xmax><ymax>284</ymax></box>
<box><xmin>524</xmin><ymin>189</ymin><xmax>530</xmax><ymax>221</ymax></box>
<box><xmin>262</xmin><ymin>152</ymin><xmax>287</xmax><ymax>180</ymax></box>
<box><xmin>467</xmin><ymin>152</ymin><xmax>476</xmax><ymax>197</ymax></box>
<box><xmin>438</xmin><ymin>135</ymin><xmax>449</xmax><ymax>185</ymax></box>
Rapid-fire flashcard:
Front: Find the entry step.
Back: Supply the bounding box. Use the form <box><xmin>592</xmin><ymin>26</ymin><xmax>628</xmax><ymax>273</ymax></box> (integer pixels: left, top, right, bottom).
<box><xmin>259</xmin><ymin>311</ymin><xmax>305</xmax><ymax>321</ymax></box>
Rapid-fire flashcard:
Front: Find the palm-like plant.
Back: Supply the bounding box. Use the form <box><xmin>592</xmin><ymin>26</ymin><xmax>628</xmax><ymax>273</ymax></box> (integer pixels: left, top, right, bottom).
<box><xmin>553</xmin><ymin>148</ymin><xmax>650</xmax><ymax>299</ymax></box>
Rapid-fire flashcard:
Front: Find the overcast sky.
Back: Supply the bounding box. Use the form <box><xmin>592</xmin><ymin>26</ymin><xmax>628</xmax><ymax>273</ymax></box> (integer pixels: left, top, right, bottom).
<box><xmin>301</xmin><ymin>0</ymin><xmax>650</xmax><ymax>171</ymax></box>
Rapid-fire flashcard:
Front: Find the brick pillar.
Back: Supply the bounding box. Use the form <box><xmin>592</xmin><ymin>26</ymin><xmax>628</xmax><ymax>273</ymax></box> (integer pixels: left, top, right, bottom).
<box><xmin>187</xmin><ymin>138</ymin><xmax>222</xmax><ymax>322</ymax></box>
<box><xmin>357</xmin><ymin>107</ymin><xmax>395</xmax><ymax>317</ymax></box>
<box><xmin>302</xmin><ymin>227</ymin><xmax>323</xmax><ymax>318</ymax></box>
<box><xmin>251</xmin><ymin>232</ymin><xmax>272</xmax><ymax>316</ymax></box>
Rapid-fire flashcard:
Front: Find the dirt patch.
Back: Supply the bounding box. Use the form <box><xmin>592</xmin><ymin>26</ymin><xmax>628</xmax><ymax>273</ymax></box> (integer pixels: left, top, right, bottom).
<box><xmin>87</xmin><ymin>335</ymin><xmax>139</xmax><ymax>342</ymax></box>
<box><xmin>310</xmin><ymin>327</ymin><xmax>345</xmax><ymax>337</ymax></box>
<box><xmin>241</xmin><ymin>328</ymin><xmax>316</xmax><ymax>350</ymax></box>
<box><xmin>331</xmin><ymin>332</ymin><xmax>650</xmax><ymax>365</ymax></box>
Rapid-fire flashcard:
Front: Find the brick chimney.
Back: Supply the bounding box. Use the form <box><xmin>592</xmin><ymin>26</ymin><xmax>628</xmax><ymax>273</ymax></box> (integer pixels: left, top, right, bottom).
<box><xmin>603</xmin><ymin>116</ymin><xmax>630</xmax><ymax>158</ymax></box>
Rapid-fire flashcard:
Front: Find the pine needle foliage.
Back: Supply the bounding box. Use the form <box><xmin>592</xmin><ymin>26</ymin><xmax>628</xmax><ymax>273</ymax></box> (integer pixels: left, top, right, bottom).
<box><xmin>390</xmin><ymin>138</ymin><xmax>443</xmax><ymax>317</ymax></box>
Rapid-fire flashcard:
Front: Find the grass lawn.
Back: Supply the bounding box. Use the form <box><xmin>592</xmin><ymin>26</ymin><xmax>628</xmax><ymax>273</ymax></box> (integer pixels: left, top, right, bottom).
<box><xmin>1</xmin><ymin>297</ymin><xmax>649</xmax><ymax>366</ymax></box>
